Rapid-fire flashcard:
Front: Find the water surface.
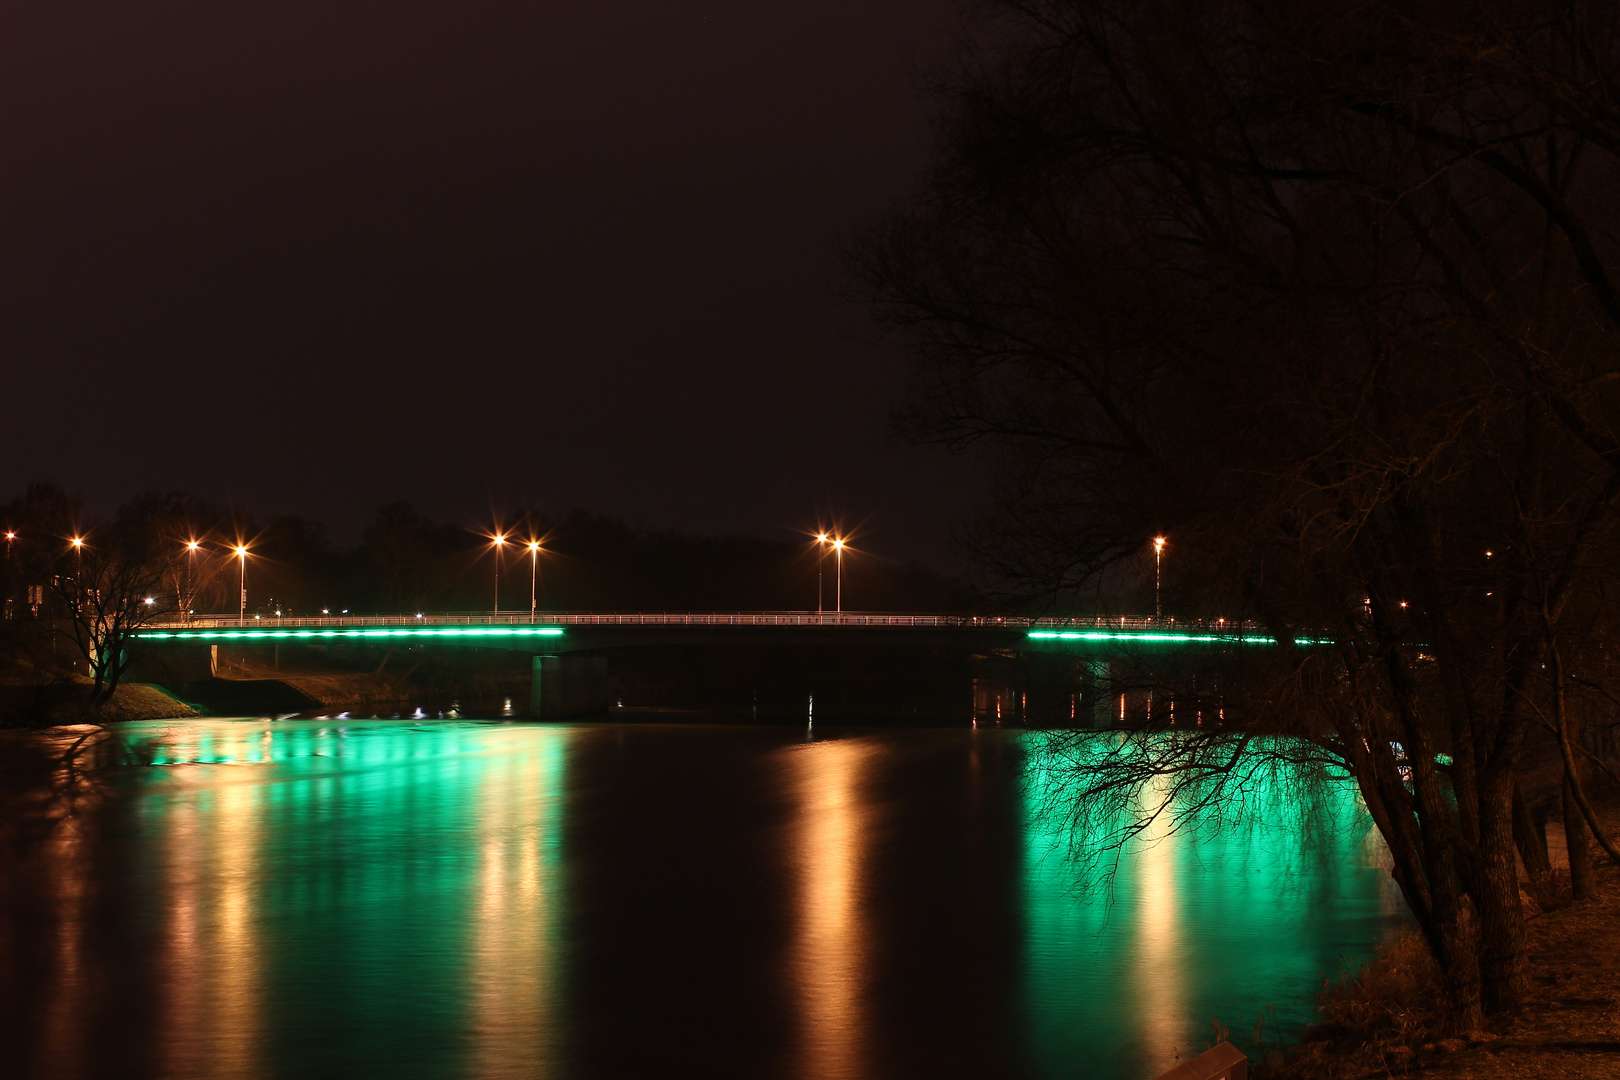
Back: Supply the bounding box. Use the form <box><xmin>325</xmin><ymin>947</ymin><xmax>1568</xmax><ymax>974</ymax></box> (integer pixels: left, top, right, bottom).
<box><xmin>0</xmin><ymin>719</ymin><xmax>1405</xmax><ymax>1079</ymax></box>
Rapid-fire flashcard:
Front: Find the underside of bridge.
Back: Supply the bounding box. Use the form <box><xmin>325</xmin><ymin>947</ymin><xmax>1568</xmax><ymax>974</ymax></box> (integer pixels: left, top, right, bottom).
<box><xmin>132</xmin><ymin>620</ymin><xmax>1267</xmax><ymax>723</ymax></box>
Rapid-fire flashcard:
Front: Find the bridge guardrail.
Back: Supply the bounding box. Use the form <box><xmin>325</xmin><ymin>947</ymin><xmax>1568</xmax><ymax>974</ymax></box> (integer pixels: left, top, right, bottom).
<box><xmin>146</xmin><ymin>611</ymin><xmax>1268</xmax><ymax>631</ymax></box>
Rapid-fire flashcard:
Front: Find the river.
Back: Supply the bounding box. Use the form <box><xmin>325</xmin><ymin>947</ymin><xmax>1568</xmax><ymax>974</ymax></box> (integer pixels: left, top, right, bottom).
<box><xmin>0</xmin><ymin>718</ymin><xmax>1406</xmax><ymax>1079</ymax></box>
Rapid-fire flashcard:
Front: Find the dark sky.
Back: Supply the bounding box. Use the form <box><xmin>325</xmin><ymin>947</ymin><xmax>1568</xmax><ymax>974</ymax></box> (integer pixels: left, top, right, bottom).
<box><xmin>1</xmin><ymin>0</ymin><xmax>975</xmax><ymax>566</ymax></box>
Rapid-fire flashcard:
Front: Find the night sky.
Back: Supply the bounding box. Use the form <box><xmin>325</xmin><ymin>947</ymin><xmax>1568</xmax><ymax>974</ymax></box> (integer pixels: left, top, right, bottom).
<box><xmin>1</xmin><ymin>1</ymin><xmax>973</xmax><ymax>565</ymax></box>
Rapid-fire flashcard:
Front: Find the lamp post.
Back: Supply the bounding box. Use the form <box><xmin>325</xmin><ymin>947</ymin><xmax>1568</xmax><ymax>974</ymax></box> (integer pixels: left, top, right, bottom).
<box><xmin>491</xmin><ymin>534</ymin><xmax>507</xmax><ymax>614</ymax></box>
<box><xmin>816</xmin><ymin>533</ymin><xmax>829</xmax><ymax>613</ymax></box>
<box><xmin>70</xmin><ymin>537</ymin><xmax>85</xmax><ymax>611</ymax></box>
<box><xmin>1153</xmin><ymin>536</ymin><xmax>1167</xmax><ymax>622</ymax></box>
<box><xmin>234</xmin><ymin>545</ymin><xmax>249</xmax><ymax>624</ymax></box>
<box><xmin>527</xmin><ymin>540</ymin><xmax>541</xmax><ymax>620</ymax></box>
<box><xmin>834</xmin><ymin>538</ymin><xmax>845</xmax><ymax>614</ymax></box>
<box><xmin>3</xmin><ymin>532</ymin><xmax>13</xmax><ymax>620</ymax></box>
<box><xmin>184</xmin><ymin>540</ymin><xmax>200</xmax><ymax>617</ymax></box>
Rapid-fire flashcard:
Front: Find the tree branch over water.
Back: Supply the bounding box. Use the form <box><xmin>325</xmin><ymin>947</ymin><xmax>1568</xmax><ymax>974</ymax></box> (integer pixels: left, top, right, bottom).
<box><xmin>850</xmin><ymin>0</ymin><xmax>1620</xmax><ymax>1029</ymax></box>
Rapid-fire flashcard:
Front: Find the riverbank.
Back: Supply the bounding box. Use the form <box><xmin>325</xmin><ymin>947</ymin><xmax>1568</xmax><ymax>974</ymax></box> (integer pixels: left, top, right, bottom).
<box><xmin>0</xmin><ymin>680</ymin><xmax>201</xmax><ymax>727</ymax></box>
<box><xmin>1261</xmin><ymin>806</ymin><xmax>1620</xmax><ymax>1078</ymax></box>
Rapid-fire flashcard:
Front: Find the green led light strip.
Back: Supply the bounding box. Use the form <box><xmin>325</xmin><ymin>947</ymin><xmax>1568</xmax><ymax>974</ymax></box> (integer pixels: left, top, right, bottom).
<box><xmin>1027</xmin><ymin>630</ymin><xmax>1331</xmax><ymax>646</ymax></box>
<box><xmin>140</xmin><ymin>627</ymin><xmax>566</xmax><ymax>641</ymax></box>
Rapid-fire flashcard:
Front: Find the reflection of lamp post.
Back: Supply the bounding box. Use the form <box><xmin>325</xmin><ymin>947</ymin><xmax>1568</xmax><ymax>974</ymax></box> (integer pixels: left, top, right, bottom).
<box><xmin>527</xmin><ymin>541</ymin><xmax>541</xmax><ymax>620</ymax></box>
<box><xmin>834</xmin><ymin>538</ymin><xmax>845</xmax><ymax>614</ymax></box>
<box><xmin>1153</xmin><ymin>536</ymin><xmax>1167</xmax><ymax>622</ymax></box>
<box><xmin>234</xmin><ymin>545</ymin><xmax>249</xmax><ymax>625</ymax></box>
<box><xmin>491</xmin><ymin>534</ymin><xmax>507</xmax><ymax>614</ymax></box>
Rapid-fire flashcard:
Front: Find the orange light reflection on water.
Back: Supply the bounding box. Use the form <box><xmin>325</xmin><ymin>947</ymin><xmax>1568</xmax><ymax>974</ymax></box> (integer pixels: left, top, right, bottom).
<box><xmin>1132</xmin><ymin>776</ymin><xmax>1186</xmax><ymax>1073</ymax></box>
<box><xmin>786</xmin><ymin>737</ymin><xmax>877</xmax><ymax>1080</ymax></box>
<box><xmin>158</xmin><ymin>739</ymin><xmax>264</xmax><ymax>1078</ymax></box>
<box><xmin>466</xmin><ymin>742</ymin><xmax>566</xmax><ymax>1079</ymax></box>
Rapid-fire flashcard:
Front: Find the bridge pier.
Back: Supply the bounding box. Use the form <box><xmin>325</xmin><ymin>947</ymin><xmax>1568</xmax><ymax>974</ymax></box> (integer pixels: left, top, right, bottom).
<box><xmin>1085</xmin><ymin>659</ymin><xmax>1112</xmax><ymax>729</ymax></box>
<box><xmin>125</xmin><ymin>641</ymin><xmax>217</xmax><ymax>687</ymax></box>
<box><xmin>530</xmin><ymin>655</ymin><xmax>609</xmax><ymax>718</ymax></box>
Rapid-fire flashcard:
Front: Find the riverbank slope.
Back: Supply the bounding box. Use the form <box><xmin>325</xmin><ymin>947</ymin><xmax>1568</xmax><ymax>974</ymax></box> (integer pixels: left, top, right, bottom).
<box><xmin>1263</xmin><ymin>803</ymin><xmax>1620</xmax><ymax>1078</ymax></box>
<box><xmin>0</xmin><ymin>680</ymin><xmax>200</xmax><ymax>727</ymax></box>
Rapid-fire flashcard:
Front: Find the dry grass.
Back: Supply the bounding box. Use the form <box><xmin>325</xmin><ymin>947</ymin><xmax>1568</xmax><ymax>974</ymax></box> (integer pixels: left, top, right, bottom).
<box><xmin>0</xmin><ymin>679</ymin><xmax>198</xmax><ymax>727</ymax></box>
<box><xmin>1261</xmin><ymin>815</ymin><xmax>1620</xmax><ymax>1079</ymax></box>
<box><xmin>1260</xmin><ymin>929</ymin><xmax>1449</xmax><ymax>1078</ymax></box>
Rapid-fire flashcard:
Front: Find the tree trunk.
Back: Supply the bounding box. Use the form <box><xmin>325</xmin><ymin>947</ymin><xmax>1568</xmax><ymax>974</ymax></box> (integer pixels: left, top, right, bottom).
<box><xmin>1563</xmin><ymin>768</ymin><xmax>1597</xmax><ymax>901</ymax></box>
<box><xmin>1474</xmin><ymin>773</ymin><xmax>1528</xmax><ymax>1016</ymax></box>
<box><xmin>1512</xmin><ymin>779</ymin><xmax>1554</xmax><ymax>904</ymax></box>
<box><xmin>1435</xmin><ymin>898</ymin><xmax>1483</xmax><ymax>1033</ymax></box>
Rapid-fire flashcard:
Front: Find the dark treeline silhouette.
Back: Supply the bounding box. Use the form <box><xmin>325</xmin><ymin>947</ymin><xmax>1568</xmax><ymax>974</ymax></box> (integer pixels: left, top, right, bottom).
<box><xmin>0</xmin><ymin>484</ymin><xmax>975</xmax><ymax>617</ymax></box>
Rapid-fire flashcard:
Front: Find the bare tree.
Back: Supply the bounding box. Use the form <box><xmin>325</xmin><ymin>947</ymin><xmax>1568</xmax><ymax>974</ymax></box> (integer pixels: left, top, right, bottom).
<box><xmin>49</xmin><ymin>523</ymin><xmax>189</xmax><ymax>708</ymax></box>
<box><xmin>850</xmin><ymin>0</ymin><xmax>1620</xmax><ymax>1027</ymax></box>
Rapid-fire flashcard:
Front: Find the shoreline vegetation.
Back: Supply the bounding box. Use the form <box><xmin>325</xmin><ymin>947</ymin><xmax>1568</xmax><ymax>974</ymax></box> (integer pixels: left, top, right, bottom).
<box><xmin>0</xmin><ymin>680</ymin><xmax>202</xmax><ymax>727</ymax></box>
<box><xmin>0</xmin><ymin>667</ymin><xmax>427</xmax><ymax>728</ymax></box>
<box><xmin>1261</xmin><ymin>797</ymin><xmax>1620</xmax><ymax>1079</ymax></box>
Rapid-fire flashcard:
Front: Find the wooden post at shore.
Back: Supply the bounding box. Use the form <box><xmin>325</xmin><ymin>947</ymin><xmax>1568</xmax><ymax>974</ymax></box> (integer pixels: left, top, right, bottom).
<box><xmin>1152</xmin><ymin>1042</ymin><xmax>1247</xmax><ymax>1080</ymax></box>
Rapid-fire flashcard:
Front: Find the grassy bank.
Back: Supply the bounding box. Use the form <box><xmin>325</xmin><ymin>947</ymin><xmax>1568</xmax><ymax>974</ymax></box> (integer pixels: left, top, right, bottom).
<box><xmin>0</xmin><ymin>680</ymin><xmax>200</xmax><ymax>728</ymax></box>
<box><xmin>1261</xmin><ymin>808</ymin><xmax>1620</xmax><ymax>1078</ymax></box>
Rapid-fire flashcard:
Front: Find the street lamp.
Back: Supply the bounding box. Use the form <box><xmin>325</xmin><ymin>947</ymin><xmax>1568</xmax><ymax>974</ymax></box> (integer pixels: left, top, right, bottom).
<box><xmin>816</xmin><ymin>533</ymin><xmax>829</xmax><ymax>613</ymax></box>
<box><xmin>834</xmin><ymin>538</ymin><xmax>845</xmax><ymax>614</ymax></box>
<box><xmin>234</xmin><ymin>544</ymin><xmax>250</xmax><ymax>625</ymax></box>
<box><xmin>184</xmin><ymin>540</ymin><xmax>200</xmax><ymax>617</ymax></box>
<box><xmin>1153</xmin><ymin>536</ymin><xmax>1167</xmax><ymax>622</ymax></box>
<box><xmin>526</xmin><ymin>540</ymin><xmax>541</xmax><ymax>620</ymax></box>
<box><xmin>3</xmin><ymin>532</ymin><xmax>13</xmax><ymax>620</ymax></box>
<box><xmin>68</xmin><ymin>537</ymin><xmax>85</xmax><ymax>615</ymax></box>
<box><xmin>491</xmin><ymin>534</ymin><xmax>507</xmax><ymax>613</ymax></box>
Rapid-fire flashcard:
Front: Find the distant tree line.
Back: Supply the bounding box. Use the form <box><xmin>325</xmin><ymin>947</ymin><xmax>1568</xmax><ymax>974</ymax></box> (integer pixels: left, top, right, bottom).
<box><xmin>0</xmin><ymin>483</ymin><xmax>974</xmax><ymax>619</ymax></box>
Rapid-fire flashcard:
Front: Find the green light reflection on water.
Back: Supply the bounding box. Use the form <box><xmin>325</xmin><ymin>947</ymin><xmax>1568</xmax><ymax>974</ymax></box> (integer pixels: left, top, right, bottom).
<box><xmin>119</xmin><ymin>719</ymin><xmax>570</xmax><ymax>1078</ymax></box>
<box><xmin>1017</xmin><ymin>733</ymin><xmax>1406</xmax><ymax>1079</ymax></box>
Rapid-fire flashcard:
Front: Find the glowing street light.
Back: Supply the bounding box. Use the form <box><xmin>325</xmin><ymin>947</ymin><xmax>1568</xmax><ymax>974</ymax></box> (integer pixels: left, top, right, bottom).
<box><xmin>183</xmin><ymin>540</ymin><xmax>201</xmax><ymax>617</ymax></box>
<box><xmin>1153</xmin><ymin>536</ymin><xmax>1167</xmax><ymax>622</ymax></box>
<box><xmin>527</xmin><ymin>540</ymin><xmax>542</xmax><ymax>620</ymax></box>
<box><xmin>815</xmin><ymin>533</ymin><xmax>830</xmax><ymax>613</ymax></box>
<box><xmin>490</xmin><ymin>534</ymin><xmax>507</xmax><ymax>613</ymax></box>
<box><xmin>834</xmin><ymin>537</ymin><xmax>845</xmax><ymax>614</ymax></box>
<box><xmin>233</xmin><ymin>544</ymin><xmax>250</xmax><ymax>625</ymax></box>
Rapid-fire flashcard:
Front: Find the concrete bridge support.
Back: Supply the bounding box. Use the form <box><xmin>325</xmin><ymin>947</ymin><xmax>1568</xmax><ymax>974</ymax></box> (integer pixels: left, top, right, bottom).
<box><xmin>530</xmin><ymin>655</ymin><xmax>609</xmax><ymax>718</ymax></box>
<box><xmin>1086</xmin><ymin>659</ymin><xmax>1112</xmax><ymax>729</ymax></box>
<box><xmin>126</xmin><ymin>641</ymin><xmax>217</xmax><ymax>687</ymax></box>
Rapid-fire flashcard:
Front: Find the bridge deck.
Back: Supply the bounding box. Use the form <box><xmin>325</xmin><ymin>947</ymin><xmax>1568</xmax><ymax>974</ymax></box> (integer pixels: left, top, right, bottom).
<box><xmin>145</xmin><ymin>611</ymin><xmax>1251</xmax><ymax>629</ymax></box>
<box><xmin>135</xmin><ymin>612</ymin><xmax>1295</xmax><ymax>645</ymax></box>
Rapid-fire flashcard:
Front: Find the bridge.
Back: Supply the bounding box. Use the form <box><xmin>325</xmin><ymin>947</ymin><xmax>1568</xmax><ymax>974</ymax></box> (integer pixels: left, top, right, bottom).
<box><xmin>137</xmin><ymin>610</ymin><xmax>1298</xmax><ymax>646</ymax></box>
<box><xmin>134</xmin><ymin>612</ymin><xmax>1317</xmax><ymax>721</ymax></box>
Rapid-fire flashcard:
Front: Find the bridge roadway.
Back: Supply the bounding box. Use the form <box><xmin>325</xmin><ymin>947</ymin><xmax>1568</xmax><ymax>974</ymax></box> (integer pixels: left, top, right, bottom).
<box><xmin>136</xmin><ymin>611</ymin><xmax>1288</xmax><ymax>653</ymax></box>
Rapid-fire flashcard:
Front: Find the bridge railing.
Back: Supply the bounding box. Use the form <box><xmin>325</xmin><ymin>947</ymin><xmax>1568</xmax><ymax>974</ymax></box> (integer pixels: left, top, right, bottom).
<box><xmin>150</xmin><ymin>611</ymin><xmax>1269</xmax><ymax>632</ymax></box>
